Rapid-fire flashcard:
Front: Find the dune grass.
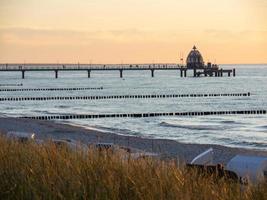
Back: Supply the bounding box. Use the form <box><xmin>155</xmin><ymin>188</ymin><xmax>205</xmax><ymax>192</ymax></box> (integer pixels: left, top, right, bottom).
<box><xmin>0</xmin><ymin>136</ymin><xmax>266</xmax><ymax>200</ymax></box>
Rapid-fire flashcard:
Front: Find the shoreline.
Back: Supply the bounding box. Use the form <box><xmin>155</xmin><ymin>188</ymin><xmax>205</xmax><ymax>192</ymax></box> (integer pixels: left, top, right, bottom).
<box><xmin>1</xmin><ymin>117</ymin><xmax>267</xmax><ymax>164</ymax></box>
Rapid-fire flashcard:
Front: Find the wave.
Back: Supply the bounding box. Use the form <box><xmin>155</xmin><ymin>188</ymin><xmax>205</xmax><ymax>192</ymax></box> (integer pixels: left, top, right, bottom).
<box><xmin>55</xmin><ymin>105</ymin><xmax>70</xmax><ymax>109</ymax></box>
<box><xmin>159</xmin><ymin>121</ymin><xmax>226</xmax><ymax>130</ymax></box>
<box><xmin>31</xmin><ymin>110</ymin><xmax>73</xmax><ymax>116</ymax></box>
<box><xmin>61</xmin><ymin>122</ymin><xmax>112</xmax><ymax>134</ymax></box>
<box><xmin>257</xmin><ymin>125</ymin><xmax>267</xmax><ymax>130</ymax></box>
<box><xmin>89</xmin><ymin>125</ymin><xmax>142</xmax><ymax>137</ymax></box>
<box><xmin>221</xmin><ymin>120</ymin><xmax>240</xmax><ymax>124</ymax></box>
<box><xmin>220</xmin><ymin>120</ymin><xmax>234</xmax><ymax>124</ymax></box>
<box><xmin>233</xmin><ymin>141</ymin><xmax>267</xmax><ymax>148</ymax></box>
<box><xmin>3</xmin><ymin>107</ymin><xmax>15</xmax><ymax>110</ymax></box>
<box><xmin>203</xmin><ymin>119</ymin><xmax>246</xmax><ymax>125</ymax></box>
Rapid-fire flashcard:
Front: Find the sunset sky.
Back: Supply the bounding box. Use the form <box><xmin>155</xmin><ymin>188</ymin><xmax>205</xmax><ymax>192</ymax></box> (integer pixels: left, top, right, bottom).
<box><xmin>0</xmin><ymin>0</ymin><xmax>266</xmax><ymax>64</ymax></box>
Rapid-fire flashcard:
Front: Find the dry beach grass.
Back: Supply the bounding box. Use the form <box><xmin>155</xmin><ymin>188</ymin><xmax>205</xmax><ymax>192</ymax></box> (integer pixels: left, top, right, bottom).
<box><xmin>0</xmin><ymin>135</ymin><xmax>267</xmax><ymax>200</ymax></box>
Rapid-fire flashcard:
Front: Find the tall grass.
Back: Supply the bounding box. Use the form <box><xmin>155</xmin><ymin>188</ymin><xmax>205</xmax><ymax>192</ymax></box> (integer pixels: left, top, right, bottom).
<box><xmin>0</xmin><ymin>136</ymin><xmax>266</xmax><ymax>200</ymax></box>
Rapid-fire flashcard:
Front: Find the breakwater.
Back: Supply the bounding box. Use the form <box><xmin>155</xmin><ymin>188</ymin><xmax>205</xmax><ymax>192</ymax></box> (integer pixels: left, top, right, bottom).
<box><xmin>0</xmin><ymin>87</ymin><xmax>103</xmax><ymax>92</ymax></box>
<box><xmin>21</xmin><ymin>110</ymin><xmax>266</xmax><ymax>120</ymax></box>
<box><xmin>0</xmin><ymin>92</ymin><xmax>250</xmax><ymax>102</ymax></box>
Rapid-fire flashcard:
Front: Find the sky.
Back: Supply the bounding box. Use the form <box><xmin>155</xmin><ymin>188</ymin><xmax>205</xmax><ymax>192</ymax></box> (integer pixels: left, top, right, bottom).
<box><xmin>0</xmin><ymin>0</ymin><xmax>266</xmax><ymax>64</ymax></box>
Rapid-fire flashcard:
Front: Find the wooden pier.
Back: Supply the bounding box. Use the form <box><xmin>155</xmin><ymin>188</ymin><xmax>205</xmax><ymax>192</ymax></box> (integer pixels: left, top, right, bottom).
<box><xmin>193</xmin><ymin>68</ymin><xmax>236</xmax><ymax>77</ymax></box>
<box><xmin>0</xmin><ymin>64</ymin><xmax>236</xmax><ymax>79</ymax></box>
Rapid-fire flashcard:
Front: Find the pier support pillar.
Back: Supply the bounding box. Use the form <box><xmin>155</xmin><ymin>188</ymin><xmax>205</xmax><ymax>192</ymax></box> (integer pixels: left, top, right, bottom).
<box><xmin>180</xmin><ymin>69</ymin><xmax>183</xmax><ymax>77</ymax></box>
<box><xmin>220</xmin><ymin>69</ymin><xmax>223</xmax><ymax>77</ymax></box>
<box><xmin>151</xmin><ymin>69</ymin><xmax>154</xmax><ymax>78</ymax></box>
<box><xmin>55</xmin><ymin>70</ymin><xmax>58</xmax><ymax>79</ymax></box>
<box><xmin>120</xmin><ymin>69</ymin><xmax>123</xmax><ymax>78</ymax></box>
<box><xmin>233</xmin><ymin>68</ymin><xmax>236</xmax><ymax>77</ymax></box>
<box><xmin>184</xmin><ymin>69</ymin><xmax>187</xmax><ymax>77</ymax></box>
<box><xmin>22</xmin><ymin>70</ymin><xmax>25</xmax><ymax>79</ymax></box>
<box><xmin>193</xmin><ymin>68</ymin><xmax>197</xmax><ymax>77</ymax></box>
<box><xmin>204</xmin><ymin>70</ymin><xmax>207</xmax><ymax>77</ymax></box>
<box><xmin>228</xmin><ymin>72</ymin><xmax>231</xmax><ymax>77</ymax></box>
<box><xmin>87</xmin><ymin>70</ymin><xmax>91</xmax><ymax>78</ymax></box>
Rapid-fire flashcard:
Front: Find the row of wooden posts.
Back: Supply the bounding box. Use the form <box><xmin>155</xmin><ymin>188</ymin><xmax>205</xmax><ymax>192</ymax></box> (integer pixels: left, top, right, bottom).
<box><xmin>21</xmin><ymin>110</ymin><xmax>267</xmax><ymax>120</ymax></box>
<box><xmin>0</xmin><ymin>87</ymin><xmax>103</xmax><ymax>92</ymax></box>
<box><xmin>0</xmin><ymin>92</ymin><xmax>250</xmax><ymax>102</ymax></box>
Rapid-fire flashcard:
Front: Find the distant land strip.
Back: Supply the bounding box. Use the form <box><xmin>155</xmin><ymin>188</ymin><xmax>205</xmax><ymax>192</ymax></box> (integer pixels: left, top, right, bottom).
<box><xmin>0</xmin><ymin>92</ymin><xmax>251</xmax><ymax>102</ymax></box>
<box><xmin>20</xmin><ymin>110</ymin><xmax>267</xmax><ymax>120</ymax></box>
<box><xmin>0</xmin><ymin>87</ymin><xmax>103</xmax><ymax>92</ymax></box>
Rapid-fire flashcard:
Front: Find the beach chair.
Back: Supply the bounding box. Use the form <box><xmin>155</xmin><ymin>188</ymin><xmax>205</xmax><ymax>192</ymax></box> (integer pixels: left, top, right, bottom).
<box><xmin>6</xmin><ymin>131</ymin><xmax>35</xmax><ymax>142</ymax></box>
<box><xmin>226</xmin><ymin>155</ymin><xmax>267</xmax><ymax>184</ymax></box>
<box><xmin>187</xmin><ymin>148</ymin><xmax>239</xmax><ymax>182</ymax></box>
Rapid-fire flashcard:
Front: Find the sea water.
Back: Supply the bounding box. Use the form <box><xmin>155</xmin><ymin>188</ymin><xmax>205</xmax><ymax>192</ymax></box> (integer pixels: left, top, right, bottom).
<box><xmin>0</xmin><ymin>64</ymin><xmax>266</xmax><ymax>150</ymax></box>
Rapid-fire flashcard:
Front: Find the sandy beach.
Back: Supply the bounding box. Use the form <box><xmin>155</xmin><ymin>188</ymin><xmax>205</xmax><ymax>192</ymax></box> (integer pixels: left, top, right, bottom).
<box><xmin>1</xmin><ymin>117</ymin><xmax>267</xmax><ymax>164</ymax></box>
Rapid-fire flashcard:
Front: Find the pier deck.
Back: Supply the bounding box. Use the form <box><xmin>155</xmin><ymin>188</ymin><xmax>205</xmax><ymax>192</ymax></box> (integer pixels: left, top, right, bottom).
<box><xmin>0</xmin><ymin>64</ymin><xmax>235</xmax><ymax>79</ymax></box>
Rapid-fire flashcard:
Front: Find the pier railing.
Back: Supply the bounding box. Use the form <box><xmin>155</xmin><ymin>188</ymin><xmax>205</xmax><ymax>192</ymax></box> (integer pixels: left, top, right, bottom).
<box><xmin>0</xmin><ymin>63</ymin><xmax>180</xmax><ymax>70</ymax></box>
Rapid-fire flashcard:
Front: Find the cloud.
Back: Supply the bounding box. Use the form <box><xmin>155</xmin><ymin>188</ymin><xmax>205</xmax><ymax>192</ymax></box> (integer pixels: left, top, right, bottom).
<box><xmin>203</xmin><ymin>29</ymin><xmax>267</xmax><ymax>42</ymax></box>
<box><xmin>204</xmin><ymin>29</ymin><xmax>238</xmax><ymax>39</ymax></box>
<box><xmin>0</xmin><ymin>27</ymin><xmax>156</xmax><ymax>46</ymax></box>
<box><xmin>254</xmin><ymin>0</ymin><xmax>267</xmax><ymax>7</ymax></box>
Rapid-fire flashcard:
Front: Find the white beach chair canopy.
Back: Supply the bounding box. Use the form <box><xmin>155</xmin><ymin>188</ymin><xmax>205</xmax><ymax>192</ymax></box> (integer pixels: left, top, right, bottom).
<box><xmin>190</xmin><ymin>148</ymin><xmax>214</xmax><ymax>165</ymax></box>
<box><xmin>226</xmin><ymin>155</ymin><xmax>267</xmax><ymax>183</ymax></box>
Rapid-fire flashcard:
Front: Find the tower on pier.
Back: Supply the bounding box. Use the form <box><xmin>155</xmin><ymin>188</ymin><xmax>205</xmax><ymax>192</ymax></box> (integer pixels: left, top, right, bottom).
<box><xmin>186</xmin><ymin>46</ymin><xmax>205</xmax><ymax>69</ymax></box>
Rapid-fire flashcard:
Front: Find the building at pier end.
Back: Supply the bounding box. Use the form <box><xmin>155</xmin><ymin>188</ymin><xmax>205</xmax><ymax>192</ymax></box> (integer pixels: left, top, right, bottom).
<box><xmin>186</xmin><ymin>46</ymin><xmax>205</xmax><ymax>69</ymax></box>
<box><xmin>186</xmin><ymin>46</ymin><xmax>218</xmax><ymax>70</ymax></box>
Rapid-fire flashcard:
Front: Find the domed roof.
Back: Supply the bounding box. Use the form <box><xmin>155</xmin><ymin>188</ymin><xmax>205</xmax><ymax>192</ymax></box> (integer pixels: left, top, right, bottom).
<box><xmin>186</xmin><ymin>46</ymin><xmax>204</xmax><ymax>69</ymax></box>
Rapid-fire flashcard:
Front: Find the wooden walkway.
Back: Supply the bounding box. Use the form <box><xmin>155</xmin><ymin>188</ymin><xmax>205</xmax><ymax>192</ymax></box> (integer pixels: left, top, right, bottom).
<box><xmin>0</xmin><ymin>64</ymin><xmax>235</xmax><ymax>78</ymax></box>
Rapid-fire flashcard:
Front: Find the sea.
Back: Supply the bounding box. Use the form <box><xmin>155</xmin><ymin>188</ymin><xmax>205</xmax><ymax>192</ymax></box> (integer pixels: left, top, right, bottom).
<box><xmin>0</xmin><ymin>64</ymin><xmax>266</xmax><ymax>150</ymax></box>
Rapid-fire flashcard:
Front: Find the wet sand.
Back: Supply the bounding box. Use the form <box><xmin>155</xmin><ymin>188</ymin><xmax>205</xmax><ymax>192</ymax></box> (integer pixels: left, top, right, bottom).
<box><xmin>0</xmin><ymin>117</ymin><xmax>267</xmax><ymax>164</ymax></box>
